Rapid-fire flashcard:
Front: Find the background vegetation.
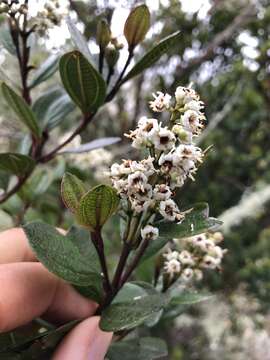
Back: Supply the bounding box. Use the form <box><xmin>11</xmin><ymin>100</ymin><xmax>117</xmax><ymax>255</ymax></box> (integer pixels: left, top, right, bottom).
<box><xmin>0</xmin><ymin>0</ymin><xmax>270</xmax><ymax>358</ymax></box>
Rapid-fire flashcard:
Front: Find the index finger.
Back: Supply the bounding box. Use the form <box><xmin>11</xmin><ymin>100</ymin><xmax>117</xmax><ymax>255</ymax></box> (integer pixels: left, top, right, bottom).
<box><xmin>0</xmin><ymin>228</ymin><xmax>36</xmax><ymax>264</ymax></box>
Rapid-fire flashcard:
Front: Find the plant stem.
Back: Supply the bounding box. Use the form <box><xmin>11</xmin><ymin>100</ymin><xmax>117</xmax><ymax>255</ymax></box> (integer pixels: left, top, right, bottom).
<box><xmin>105</xmin><ymin>50</ymin><xmax>134</xmax><ymax>102</ymax></box>
<box><xmin>38</xmin><ymin>113</ymin><xmax>94</xmax><ymax>163</ymax></box>
<box><xmin>91</xmin><ymin>230</ymin><xmax>112</xmax><ymax>295</ymax></box>
<box><xmin>119</xmin><ymin>237</ymin><xmax>150</xmax><ymax>288</ymax></box>
<box><xmin>111</xmin><ymin>241</ymin><xmax>132</xmax><ymax>289</ymax></box>
<box><xmin>98</xmin><ymin>47</ymin><xmax>104</xmax><ymax>74</ymax></box>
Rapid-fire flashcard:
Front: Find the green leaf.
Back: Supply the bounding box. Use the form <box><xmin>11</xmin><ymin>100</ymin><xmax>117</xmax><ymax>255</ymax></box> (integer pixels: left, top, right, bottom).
<box><xmin>59</xmin><ymin>50</ymin><xmax>106</xmax><ymax>114</ymax></box>
<box><xmin>18</xmin><ymin>167</ymin><xmax>54</xmax><ymax>202</ymax></box>
<box><xmin>107</xmin><ymin>337</ymin><xmax>168</xmax><ymax>360</ymax></box>
<box><xmin>122</xmin><ymin>31</ymin><xmax>181</xmax><ymax>83</ymax></box>
<box><xmin>142</xmin><ymin>204</ymin><xmax>222</xmax><ymax>262</ymax></box>
<box><xmin>0</xmin><ymin>26</ymin><xmax>16</xmax><ymax>55</ymax></box>
<box><xmin>32</xmin><ymin>88</ymin><xmax>75</xmax><ymax>130</ymax></box>
<box><xmin>23</xmin><ymin>221</ymin><xmax>101</xmax><ymax>286</ymax></box>
<box><xmin>0</xmin><ymin>153</ymin><xmax>35</xmax><ymax>177</ymax></box>
<box><xmin>100</xmin><ymin>294</ymin><xmax>166</xmax><ymax>332</ymax></box>
<box><xmin>66</xmin><ymin>17</ymin><xmax>92</xmax><ymax>62</ymax></box>
<box><xmin>169</xmin><ymin>291</ymin><xmax>213</xmax><ymax>306</ymax></box>
<box><xmin>124</xmin><ymin>5</ymin><xmax>150</xmax><ymax>50</ymax></box>
<box><xmin>112</xmin><ymin>282</ymin><xmax>150</xmax><ymax>304</ymax></box>
<box><xmin>61</xmin><ymin>172</ymin><xmax>86</xmax><ymax>213</ymax></box>
<box><xmin>29</xmin><ymin>55</ymin><xmax>59</xmax><ymax>88</ymax></box>
<box><xmin>76</xmin><ymin>184</ymin><xmax>119</xmax><ymax>230</ymax></box>
<box><xmin>1</xmin><ymin>82</ymin><xmax>41</xmax><ymax>138</ymax></box>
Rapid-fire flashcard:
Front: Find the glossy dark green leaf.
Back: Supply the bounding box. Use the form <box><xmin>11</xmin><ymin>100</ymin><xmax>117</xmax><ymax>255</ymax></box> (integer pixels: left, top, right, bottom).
<box><xmin>0</xmin><ymin>153</ymin><xmax>35</xmax><ymax>177</ymax></box>
<box><xmin>60</xmin><ymin>137</ymin><xmax>121</xmax><ymax>154</ymax></box>
<box><xmin>1</xmin><ymin>83</ymin><xmax>41</xmax><ymax>138</ymax></box>
<box><xmin>107</xmin><ymin>337</ymin><xmax>168</xmax><ymax>360</ymax></box>
<box><xmin>23</xmin><ymin>221</ymin><xmax>101</xmax><ymax>286</ymax></box>
<box><xmin>59</xmin><ymin>51</ymin><xmax>106</xmax><ymax>114</ymax></box>
<box><xmin>122</xmin><ymin>31</ymin><xmax>181</xmax><ymax>83</ymax></box>
<box><xmin>61</xmin><ymin>172</ymin><xmax>86</xmax><ymax>213</ymax></box>
<box><xmin>112</xmin><ymin>282</ymin><xmax>151</xmax><ymax>304</ymax></box>
<box><xmin>29</xmin><ymin>55</ymin><xmax>59</xmax><ymax>88</ymax></box>
<box><xmin>100</xmin><ymin>294</ymin><xmax>166</xmax><ymax>332</ymax></box>
<box><xmin>142</xmin><ymin>204</ymin><xmax>222</xmax><ymax>262</ymax></box>
<box><xmin>66</xmin><ymin>17</ymin><xmax>92</xmax><ymax>62</ymax></box>
<box><xmin>76</xmin><ymin>184</ymin><xmax>119</xmax><ymax>230</ymax></box>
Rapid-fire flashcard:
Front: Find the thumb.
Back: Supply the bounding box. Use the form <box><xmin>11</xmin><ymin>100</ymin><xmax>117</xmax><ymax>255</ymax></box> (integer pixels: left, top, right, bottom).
<box><xmin>52</xmin><ymin>316</ymin><xmax>113</xmax><ymax>360</ymax></box>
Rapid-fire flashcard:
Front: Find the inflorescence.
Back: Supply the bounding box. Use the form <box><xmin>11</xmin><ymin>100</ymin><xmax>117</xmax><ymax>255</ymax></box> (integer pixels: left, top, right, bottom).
<box><xmin>110</xmin><ymin>85</ymin><xmax>226</xmax><ymax>282</ymax></box>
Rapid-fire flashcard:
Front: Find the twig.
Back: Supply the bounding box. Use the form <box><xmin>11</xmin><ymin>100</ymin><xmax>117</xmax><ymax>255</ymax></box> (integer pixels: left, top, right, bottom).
<box><xmin>106</xmin><ymin>50</ymin><xmax>134</xmax><ymax>102</ymax></box>
<box><xmin>119</xmin><ymin>238</ymin><xmax>150</xmax><ymax>288</ymax></box>
<box><xmin>37</xmin><ymin>113</ymin><xmax>94</xmax><ymax>163</ymax></box>
<box><xmin>91</xmin><ymin>230</ymin><xmax>112</xmax><ymax>294</ymax></box>
<box><xmin>111</xmin><ymin>241</ymin><xmax>132</xmax><ymax>289</ymax></box>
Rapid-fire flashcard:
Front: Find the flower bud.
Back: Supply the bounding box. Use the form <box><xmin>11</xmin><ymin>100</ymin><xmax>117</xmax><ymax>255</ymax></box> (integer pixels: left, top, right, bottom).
<box><xmin>105</xmin><ymin>44</ymin><xmax>119</xmax><ymax>69</ymax></box>
<box><xmin>96</xmin><ymin>18</ymin><xmax>111</xmax><ymax>50</ymax></box>
<box><xmin>0</xmin><ymin>3</ymin><xmax>9</xmax><ymax>13</ymax></box>
<box><xmin>124</xmin><ymin>5</ymin><xmax>150</xmax><ymax>51</ymax></box>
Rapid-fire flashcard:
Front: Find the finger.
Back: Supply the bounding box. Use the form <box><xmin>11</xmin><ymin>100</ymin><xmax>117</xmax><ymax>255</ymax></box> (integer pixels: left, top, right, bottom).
<box><xmin>52</xmin><ymin>316</ymin><xmax>113</xmax><ymax>360</ymax></box>
<box><xmin>0</xmin><ymin>228</ymin><xmax>36</xmax><ymax>264</ymax></box>
<box><xmin>0</xmin><ymin>263</ymin><xmax>97</xmax><ymax>332</ymax></box>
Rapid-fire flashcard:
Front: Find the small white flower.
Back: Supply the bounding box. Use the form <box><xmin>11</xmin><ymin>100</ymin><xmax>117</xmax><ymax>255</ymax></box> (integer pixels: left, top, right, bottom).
<box><xmin>184</xmin><ymin>100</ymin><xmax>204</xmax><ymax>112</ymax></box>
<box><xmin>153</xmin><ymin>184</ymin><xmax>172</xmax><ymax>201</ymax></box>
<box><xmin>141</xmin><ymin>225</ymin><xmax>159</xmax><ymax>240</ymax></box>
<box><xmin>212</xmin><ymin>232</ymin><xmax>224</xmax><ymax>243</ymax></box>
<box><xmin>149</xmin><ymin>91</ymin><xmax>171</xmax><ymax>112</ymax></box>
<box><xmin>132</xmin><ymin>183</ymin><xmax>152</xmax><ymax>201</ymax></box>
<box><xmin>159</xmin><ymin>199</ymin><xmax>184</xmax><ymax>222</ymax></box>
<box><xmin>175</xmin><ymin>86</ymin><xmax>187</xmax><ymax>104</ymax></box>
<box><xmin>208</xmin><ymin>245</ymin><xmax>225</xmax><ymax>259</ymax></box>
<box><xmin>164</xmin><ymin>259</ymin><xmax>181</xmax><ymax>275</ymax></box>
<box><xmin>175</xmin><ymin>86</ymin><xmax>199</xmax><ymax>105</ymax></box>
<box><xmin>163</xmin><ymin>249</ymin><xmax>179</xmax><ymax>261</ymax></box>
<box><xmin>158</xmin><ymin>152</ymin><xmax>174</xmax><ymax>172</ymax></box>
<box><xmin>127</xmin><ymin>171</ymin><xmax>148</xmax><ymax>190</ymax></box>
<box><xmin>178</xmin><ymin>250</ymin><xmax>195</xmax><ymax>266</ymax></box>
<box><xmin>181</xmin><ymin>110</ymin><xmax>204</xmax><ymax>134</ymax></box>
<box><xmin>131</xmin><ymin>198</ymin><xmax>154</xmax><ymax>213</ymax></box>
<box><xmin>152</xmin><ymin>127</ymin><xmax>176</xmax><ymax>151</ymax></box>
<box><xmin>131</xmin><ymin>157</ymin><xmax>155</xmax><ymax>177</ymax></box>
<box><xmin>138</xmin><ymin>117</ymin><xmax>160</xmax><ymax>138</ymax></box>
<box><xmin>181</xmin><ymin>268</ymin><xmax>194</xmax><ymax>282</ymax></box>
<box><xmin>201</xmin><ymin>255</ymin><xmax>220</xmax><ymax>269</ymax></box>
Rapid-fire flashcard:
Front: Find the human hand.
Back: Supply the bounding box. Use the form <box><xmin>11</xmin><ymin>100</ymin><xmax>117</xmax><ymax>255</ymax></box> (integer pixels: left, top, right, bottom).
<box><xmin>0</xmin><ymin>228</ymin><xmax>113</xmax><ymax>360</ymax></box>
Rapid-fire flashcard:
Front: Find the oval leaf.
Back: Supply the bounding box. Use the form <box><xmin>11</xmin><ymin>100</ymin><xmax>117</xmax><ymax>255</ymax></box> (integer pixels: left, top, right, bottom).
<box><xmin>23</xmin><ymin>221</ymin><xmax>101</xmax><ymax>286</ymax></box>
<box><xmin>1</xmin><ymin>82</ymin><xmax>41</xmax><ymax>138</ymax></box>
<box><xmin>61</xmin><ymin>172</ymin><xmax>86</xmax><ymax>213</ymax></box>
<box><xmin>29</xmin><ymin>55</ymin><xmax>59</xmax><ymax>89</ymax></box>
<box><xmin>76</xmin><ymin>184</ymin><xmax>119</xmax><ymax>230</ymax></box>
<box><xmin>0</xmin><ymin>153</ymin><xmax>35</xmax><ymax>177</ymax></box>
<box><xmin>122</xmin><ymin>31</ymin><xmax>181</xmax><ymax>83</ymax></box>
<box><xmin>59</xmin><ymin>51</ymin><xmax>106</xmax><ymax>114</ymax></box>
<box><xmin>124</xmin><ymin>5</ymin><xmax>150</xmax><ymax>50</ymax></box>
<box><xmin>100</xmin><ymin>294</ymin><xmax>166</xmax><ymax>332</ymax></box>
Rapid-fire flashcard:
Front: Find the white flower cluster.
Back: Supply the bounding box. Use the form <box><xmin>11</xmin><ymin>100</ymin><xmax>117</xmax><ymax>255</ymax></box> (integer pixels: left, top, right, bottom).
<box><xmin>163</xmin><ymin>232</ymin><xmax>226</xmax><ymax>281</ymax></box>
<box><xmin>110</xmin><ymin>86</ymin><xmax>206</xmax><ymax>226</ymax></box>
<box><xmin>35</xmin><ymin>0</ymin><xmax>66</xmax><ymax>36</ymax></box>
